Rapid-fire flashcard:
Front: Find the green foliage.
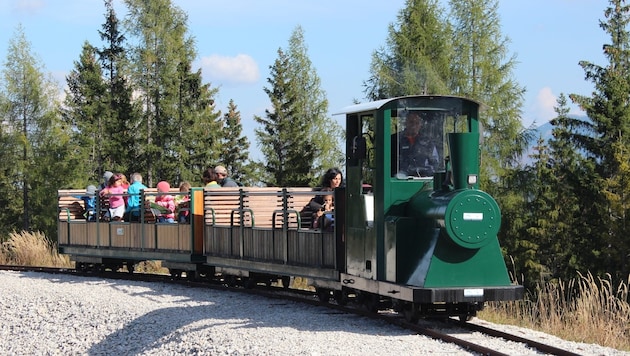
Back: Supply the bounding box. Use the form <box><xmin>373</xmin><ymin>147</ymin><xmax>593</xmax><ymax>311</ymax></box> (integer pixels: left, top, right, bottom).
<box><xmin>124</xmin><ymin>0</ymin><xmax>209</xmax><ymax>187</ymax></box>
<box><xmin>256</xmin><ymin>27</ymin><xmax>341</xmax><ymax>187</ymax></box>
<box><xmin>219</xmin><ymin>100</ymin><xmax>253</xmax><ymax>185</ymax></box>
<box><xmin>364</xmin><ymin>0</ymin><xmax>451</xmax><ymax>99</ymax></box>
<box><xmin>567</xmin><ymin>0</ymin><xmax>630</xmax><ymax>280</ymax></box>
<box><xmin>286</xmin><ymin>27</ymin><xmax>344</xmax><ymax>176</ymax></box>
<box><xmin>1</xmin><ymin>25</ymin><xmax>77</xmax><ymax>239</ymax></box>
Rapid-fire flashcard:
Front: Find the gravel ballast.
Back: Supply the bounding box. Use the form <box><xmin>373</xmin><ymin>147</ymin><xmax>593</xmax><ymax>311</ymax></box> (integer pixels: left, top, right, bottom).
<box><xmin>0</xmin><ymin>271</ymin><xmax>626</xmax><ymax>355</ymax></box>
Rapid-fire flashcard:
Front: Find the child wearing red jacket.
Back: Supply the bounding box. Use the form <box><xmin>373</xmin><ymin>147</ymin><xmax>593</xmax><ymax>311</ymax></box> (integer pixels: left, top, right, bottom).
<box><xmin>155</xmin><ymin>181</ymin><xmax>176</xmax><ymax>223</ymax></box>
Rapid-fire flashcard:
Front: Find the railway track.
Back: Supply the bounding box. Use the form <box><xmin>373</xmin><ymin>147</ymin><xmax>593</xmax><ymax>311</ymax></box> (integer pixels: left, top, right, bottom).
<box><xmin>0</xmin><ymin>265</ymin><xmax>582</xmax><ymax>355</ymax></box>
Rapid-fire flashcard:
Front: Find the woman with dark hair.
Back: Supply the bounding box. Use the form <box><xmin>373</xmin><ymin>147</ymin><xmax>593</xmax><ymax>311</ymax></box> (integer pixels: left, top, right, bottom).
<box><xmin>308</xmin><ymin>167</ymin><xmax>343</xmax><ymax>214</ymax></box>
<box><xmin>202</xmin><ymin>167</ymin><xmax>221</xmax><ymax>188</ymax></box>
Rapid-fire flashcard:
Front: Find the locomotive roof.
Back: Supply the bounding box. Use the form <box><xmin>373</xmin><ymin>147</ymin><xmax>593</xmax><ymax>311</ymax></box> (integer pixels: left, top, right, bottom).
<box><xmin>334</xmin><ymin>95</ymin><xmax>483</xmax><ymax>116</ymax></box>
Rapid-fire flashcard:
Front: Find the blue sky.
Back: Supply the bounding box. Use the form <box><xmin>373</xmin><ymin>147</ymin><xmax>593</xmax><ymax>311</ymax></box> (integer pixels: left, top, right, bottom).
<box><xmin>0</xmin><ymin>0</ymin><xmax>610</xmax><ymax>154</ymax></box>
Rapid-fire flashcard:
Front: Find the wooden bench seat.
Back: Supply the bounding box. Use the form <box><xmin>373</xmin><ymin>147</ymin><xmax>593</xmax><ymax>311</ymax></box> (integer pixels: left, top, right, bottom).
<box><xmin>58</xmin><ymin>189</ymin><xmax>88</xmax><ymax>221</ymax></box>
<box><xmin>58</xmin><ymin>187</ymin><xmax>186</xmax><ymax>223</ymax></box>
<box><xmin>201</xmin><ymin>187</ymin><xmax>319</xmax><ymax>230</ymax></box>
<box><xmin>204</xmin><ymin>187</ymin><xmax>243</xmax><ymax>226</ymax></box>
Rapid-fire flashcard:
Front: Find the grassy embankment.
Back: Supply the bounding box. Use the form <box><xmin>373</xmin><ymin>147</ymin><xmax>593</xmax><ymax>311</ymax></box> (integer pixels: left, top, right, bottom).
<box><xmin>1</xmin><ymin>230</ymin><xmax>628</xmax><ymax>351</ymax></box>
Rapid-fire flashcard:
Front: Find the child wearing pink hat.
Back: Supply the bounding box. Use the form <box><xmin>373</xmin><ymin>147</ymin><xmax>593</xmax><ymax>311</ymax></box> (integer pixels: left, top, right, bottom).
<box><xmin>155</xmin><ymin>181</ymin><xmax>175</xmax><ymax>223</ymax></box>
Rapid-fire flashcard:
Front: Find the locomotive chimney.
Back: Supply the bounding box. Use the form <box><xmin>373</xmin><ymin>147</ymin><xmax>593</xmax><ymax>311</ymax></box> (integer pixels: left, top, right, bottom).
<box><xmin>448</xmin><ymin>132</ymin><xmax>480</xmax><ymax>190</ymax></box>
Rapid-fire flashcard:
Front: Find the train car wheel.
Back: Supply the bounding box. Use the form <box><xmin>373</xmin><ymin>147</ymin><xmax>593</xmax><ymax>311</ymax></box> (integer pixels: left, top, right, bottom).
<box><xmin>126</xmin><ymin>262</ymin><xmax>135</xmax><ymax>274</ymax></box>
<box><xmin>244</xmin><ymin>277</ymin><xmax>257</xmax><ymax>289</ymax></box>
<box><xmin>281</xmin><ymin>276</ymin><xmax>290</xmax><ymax>289</ymax></box>
<box><xmin>317</xmin><ymin>288</ymin><xmax>331</xmax><ymax>303</ymax></box>
<box><xmin>170</xmin><ymin>269</ymin><xmax>182</xmax><ymax>279</ymax></box>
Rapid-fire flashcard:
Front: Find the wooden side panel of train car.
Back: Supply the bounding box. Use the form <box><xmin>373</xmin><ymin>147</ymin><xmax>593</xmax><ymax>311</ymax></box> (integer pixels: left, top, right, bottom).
<box><xmin>203</xmin><ymin>187</ymin><xmax>338</xmax><ymax>268</ymax></box>
<box><xmin>58</xmin><ymin>189</ymin><xmax>194</xmax><ymax>253</ymax></box>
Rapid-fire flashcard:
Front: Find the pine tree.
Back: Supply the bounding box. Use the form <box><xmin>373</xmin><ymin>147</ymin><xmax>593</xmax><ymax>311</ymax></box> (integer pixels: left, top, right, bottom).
<box><xmin>364</xmin><ymin>0</ymin><xmax>451</xmax><ymax>99</ymax></box>
<box><xmin>219</xmin><ymin>100</ymin><xmax>251</xmax><ymax>185</ymax></box>
<box><xmin>286</xmin><ymin>26</ymin><xmax>343</xmax><ymax>178</ymax></box>
<box><xmin>569</xmin><ymin>0</ymin><xmax>630</xmax><ymax>279</ymax></box>
<box><xmin>97</xmin><ymin>0</ymin><xmax>140</xmax><ymax>176</ymax></box>
<box><xmin>255</xmin><ymin>48</ymin><xmax>316</xmax><ymax>186</ymax></box>
<box><xmin>449</xmin><ymin>0</ymin><xmax>528</xmax><ymax>186</ymax></box>
<box><xmin>1</xmin><ymin>25</ymin><xmax>76</xmax><ymax>237</ymax></box>
<box><xmin>63</xmin><ymin>41</ymin><xmax>108</xmax><ymax>182</ymax></box>
<box><xmin>124</xmin><ymin>0</ymin><xmax>197</xmax><ymax>186</ymax></box>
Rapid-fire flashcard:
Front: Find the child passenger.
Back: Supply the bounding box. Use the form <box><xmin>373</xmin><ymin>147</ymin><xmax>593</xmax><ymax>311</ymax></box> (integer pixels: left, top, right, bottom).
<box><xmin>100</xmin><ymin>173</ymin><xmax>126</xmax><ymax>221</ymax></box>
<box><xmin>155</xmin><ymin>181</ymin><xmax>176</xmax><ymax>223</ymax></box>
<box><xmin>81</xmin><ymin>185</ymin><xmax>97</xmax><ymax>221</ymax></box>
<box><xmin>178</xmin><ymin>181</ymin><xmax>192</xmax><ymax>223</ymax></box>
<box><xmin>312</xmin><ymin>190</ymin><xmax>334</xmax><ymax>231</ymax></box>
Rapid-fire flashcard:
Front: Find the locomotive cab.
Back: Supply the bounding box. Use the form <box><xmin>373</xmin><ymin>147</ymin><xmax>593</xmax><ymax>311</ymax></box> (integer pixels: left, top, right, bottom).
<box><xmin>339</xmin><ymin>95</ymin><xmax>523</xmax><ymax>318</ymax></box>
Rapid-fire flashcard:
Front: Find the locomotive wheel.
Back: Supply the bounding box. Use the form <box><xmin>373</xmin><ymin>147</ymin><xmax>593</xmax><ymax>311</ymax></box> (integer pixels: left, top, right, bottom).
<box><xmin>333</xmin><ymin>290</ymin><xmax>348</xmax><ymax>306</ymax></box>
<box><xmin>359</xmin><ymin>293</ymin><xmax>379</xmax><ymax>313</ymax></box>
<box><xmin>403</xmin><ymin>303</ymin><xmax>420</xmax><ymax>323</ymax></box>
<box><xmin>458</xmin><ymin>314</ymin><xmax>473</xmax><ymax>322</ymax></box>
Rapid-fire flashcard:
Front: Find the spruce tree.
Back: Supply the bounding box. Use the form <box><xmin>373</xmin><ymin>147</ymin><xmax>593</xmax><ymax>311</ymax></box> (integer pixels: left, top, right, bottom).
<box><xmin>286</xmin><ymin>26</ymin><xmax>343</xmax><ymax>179</ymax></box>
<box><xmin>364</xmin><ymin>0</ymin><xmax>452</xmax><ymax>99</ymax></box>
<box><xmin>219</xmin><ymin>100</ymin><xmax>251</xmax><ymax>185</ymax></box>
<box><xmin>124</xmin><ymin>0</ymin><xmax>197</xmax><ymax>186</ymax></box>
<box><xmin>569</xmin><ymin>0</ymin><xmax>630</xmax><ymax>279</ymax></box>
<box><xmin>255</xmin><ymin>48</ymin><xmax>316</xmax><ymax>186</ymax></box>
<box><xmin>174</xmin><ymin>62</ymin><xmax>221</xmax><ymax>185</ymax></box>
<box><xmin>97</xmin><ymin>0</ymin><xmax>140</xmax><ymax>176</ymax></box>
<box><xmin>2</xmin><ymin>25</ymin><xmax>76</xmax><ymax>237</ymax></box>
<box><xmin>63</xmin><ymin>41</ymin><xmax>108</xmax><ymax>183</ymax></box>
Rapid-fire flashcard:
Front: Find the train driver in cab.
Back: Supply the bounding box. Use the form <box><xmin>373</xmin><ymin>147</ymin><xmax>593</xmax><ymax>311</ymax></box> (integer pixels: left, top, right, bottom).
<box><xmin>391</xmin><ymin>111</ymin><xmax>440</xmax><ymax>177</ymax></box>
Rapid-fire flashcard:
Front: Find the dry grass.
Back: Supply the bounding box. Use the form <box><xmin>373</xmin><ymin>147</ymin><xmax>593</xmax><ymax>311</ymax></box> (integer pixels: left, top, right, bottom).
<box><xmin>0</xmin><ymin>230</ymin><xmax>72</xmax><ymax>268</ymax></box>
<box><xmin>480</xmin><ymin>272</ymin><xmax>630</xmax><ymax>351</ymax></box>
<box><xmin>132</xmin><ymin>260</ymin><xmax>169</xmax><ymax>274</ymax></box>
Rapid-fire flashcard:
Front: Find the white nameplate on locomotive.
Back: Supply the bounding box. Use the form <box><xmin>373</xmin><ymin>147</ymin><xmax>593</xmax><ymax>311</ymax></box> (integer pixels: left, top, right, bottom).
<box><xmin>464</xmin><ymin>288</ymin><xmax>484</xmax><ymax>297</ymax></box>
<box><xmin>463</xmin><ymin>212</ymin><xmax>483</xmax><ymax>221</ymax></box>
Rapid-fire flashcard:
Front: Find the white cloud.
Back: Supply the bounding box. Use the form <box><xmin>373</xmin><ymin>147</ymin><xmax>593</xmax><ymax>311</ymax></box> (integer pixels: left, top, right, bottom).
<box><xmin>199</xmin><ymin>54</ymin><xmax>259</xmax><ymax>85</ymax></box>
<box><xmin>534</xmin><ymin>86</ymin><xmax>557</xmax><ymax>122</ymax></box>
<box><xmin>12</xmin><ymin>0</ymin><xmax>44</xmax><ymax>14</ymax></box>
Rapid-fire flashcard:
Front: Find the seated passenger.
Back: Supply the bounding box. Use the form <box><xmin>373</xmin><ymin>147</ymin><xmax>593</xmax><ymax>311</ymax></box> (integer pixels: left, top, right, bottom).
<box><xmin>154</xmin><ymin>181</ymin><xmax>176</xmax><ymax>223</ymax></box>
<box><xmin>177</xmin><ymin>181</ymin><xmax>191</xmax><ymax>223</ymax></box>
<box><xmin>100</xmin><ymin>173</ymin><xmax>126</xmax><ymax>221</ymax></box>
<box><xmin>202</xmin><ymin>167</ymin><xmax>221</xmax><ymax>188</ymax></box>
<box><xmin>124</xmin><ymin>173</ymin><xmax>147</xmax><ymax>222</ymax></box>
<box><xmin>80</xmin><ymin>185</ymin><xmax>97</xmax><ymax>221</ymax></box>
<box><xmin>312</xmin><ymin>189</ymin><xmax>334</xmax><ymax>231</ymax></box>
<box><xmin>308</xmin><ymin>168</ymin><xmax>343</xmax><ymax>212</ymax></box>
<box><xmin>214</xmin><ymin>165</ymin><xmax>240</xmax><ymax>187</ymax></box>
<box><xmin>391</xmin><ymin>111</ymin><xmax>439</xmax><ymax>177</ymax></box>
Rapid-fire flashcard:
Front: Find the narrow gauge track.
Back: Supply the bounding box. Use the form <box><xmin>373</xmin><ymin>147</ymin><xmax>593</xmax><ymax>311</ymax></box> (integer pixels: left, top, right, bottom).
<box><xmin>1</xmin><ymin>265</ymin><xmax>580</xmax><ymax>356</ymax></box>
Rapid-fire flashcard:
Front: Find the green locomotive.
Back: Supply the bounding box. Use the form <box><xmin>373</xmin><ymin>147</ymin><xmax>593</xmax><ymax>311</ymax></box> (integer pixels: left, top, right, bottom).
<box><xmin>340</xmin><ymin>95</ymin><xmax>523</xmax><ymax>320</ymax></box>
